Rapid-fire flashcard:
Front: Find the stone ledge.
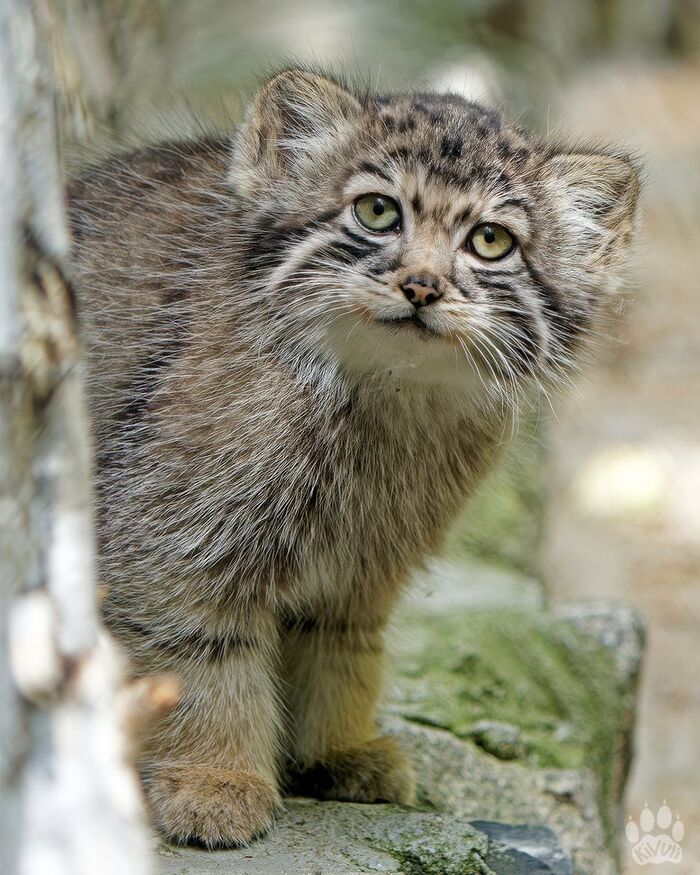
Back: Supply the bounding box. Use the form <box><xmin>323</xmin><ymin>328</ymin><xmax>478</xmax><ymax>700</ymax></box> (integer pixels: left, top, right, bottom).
<box><xmin>154</xmin><ymin>798</ymin><xmax>492</xmax><ymax>874</ymax></box>
<box><xmin>153</xmin><ymin>600</ymin><xmax>643</xmax><ymax>875</ymax></box>
<box><xmin>155</xmin><ymin>798</ymin><xmax>579</xmax><ymax>875</ymax></box>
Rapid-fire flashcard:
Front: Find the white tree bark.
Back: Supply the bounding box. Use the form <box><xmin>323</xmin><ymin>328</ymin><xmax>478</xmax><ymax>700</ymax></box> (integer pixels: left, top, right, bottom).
<box><xmin>0</xmin><ymin>3</ymin><xmax>152</xmax><ymax>873</ymax></box>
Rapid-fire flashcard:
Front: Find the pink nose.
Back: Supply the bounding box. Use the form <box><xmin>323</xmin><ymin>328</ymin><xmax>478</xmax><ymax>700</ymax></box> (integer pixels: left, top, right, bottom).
<box><xmin>400</xmin><ymin>276</ymin><xmax>442</xmax><ymax>308</ymax></box>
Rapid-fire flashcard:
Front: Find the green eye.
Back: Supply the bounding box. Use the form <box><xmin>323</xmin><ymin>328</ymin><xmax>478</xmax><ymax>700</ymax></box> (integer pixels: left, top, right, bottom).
<box><xmin>353</xmin><ymin>194</ymin><xmax>401</xmax><ymax>232</ymax></box>
<box><xmin>468</xmin><ymin>224</ymin><xmax>515</xmax><ymax>260</ymax></box>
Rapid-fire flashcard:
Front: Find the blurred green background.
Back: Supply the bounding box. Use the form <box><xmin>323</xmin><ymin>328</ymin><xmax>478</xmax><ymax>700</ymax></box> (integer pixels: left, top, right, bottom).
<box><xmin>62</xmin><ymin>0</ymin><xmax>700</xmax><ymax>137</ymax></box>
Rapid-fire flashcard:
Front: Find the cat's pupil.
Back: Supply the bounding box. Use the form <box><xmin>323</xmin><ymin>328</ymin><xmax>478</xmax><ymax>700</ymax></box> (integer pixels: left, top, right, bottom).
<box><xmin>373</xmin><ymin>199</ymin><xmax>386</xmax><ymax>216</ymax></box>
<box><xmin>483</xmin><ymin>226</ymin><xmax>496</xmax><ymax>244</ymax></box>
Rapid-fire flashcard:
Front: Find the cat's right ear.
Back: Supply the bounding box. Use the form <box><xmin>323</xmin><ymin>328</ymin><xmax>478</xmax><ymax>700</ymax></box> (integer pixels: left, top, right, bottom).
<box><xmin>231</xmin><ymin>68</ymin><xmax>362</xmax><ymax>197</ymax></box>
<box><xmin>541</xmin><ymin>150</ymin><xmax>641</xmax><ymax>292</ymax></box>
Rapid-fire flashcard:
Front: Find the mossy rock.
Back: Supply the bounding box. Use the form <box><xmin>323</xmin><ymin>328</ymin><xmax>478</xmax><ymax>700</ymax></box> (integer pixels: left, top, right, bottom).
<box><xmin>396</xmin><ymin>610</ymin><xmax>620</xmax><ymax>770</ymax></box>
<box><xmin>390</xmin><ymin>602</ymin><xmax>643</xmax><ymax>861</ymax></box>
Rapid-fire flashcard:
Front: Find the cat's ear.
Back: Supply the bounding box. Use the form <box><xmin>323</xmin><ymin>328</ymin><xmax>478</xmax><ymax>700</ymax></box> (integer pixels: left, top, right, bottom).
<box><xmin>232</xmin><ymin>68</ymin><xmax>362</xmax><ymax>197</ymax></box>
<box><xmin>543</xmin><ymin>151</ymin><xmax>641</xmax><ymax>289</ymax></box>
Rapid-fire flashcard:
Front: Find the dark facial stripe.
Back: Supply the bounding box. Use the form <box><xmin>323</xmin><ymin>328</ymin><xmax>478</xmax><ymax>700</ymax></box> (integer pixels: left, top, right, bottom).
<box><xmin>496</xmin><ymin>197</ymin><xmax>531</xmax><ymax>215</ymax></box>
<box><xmin>523</xmin><ymin>258</ymin><xmax>592</xmax><ymax>350</ymax></box>
<box><xmin>472</xmin><ymin>278</ymin><xmax>541</xmax><ymax>370</ymax></box>
<box><xmin>342</xmin><ymin>226</ymin><xmax>383</xmax><ymax>248</ymax></box>
<box><xmin>521</xmin><ymin>259</ymin><xmax>562</xmax><ymax>319</ymax></box>
<box><xmin>452</xmin><ymin>281</ymin><xmax>474</xmax><ymax>300</ymax></box>
<box><xmin>472</xmin><ymin>267</ymin><xmax>525</xmax><ymax>279</ymax></box>
<box><xmin>244</xmin><ymin>224</ymin><xmax>310</xmax><ymax>273</ymax></box>
<box><xmin>355</xmin><ymin>161</ymin><xmax>393</xmax><ymax>184</ymax></box>
<box><xmin>282</xmin><ymin>236</ymin><xmax>376</xmax><ymax>282</ymax></box>
<box><xmin>498</xmin><ymin>306</ymin><xmax>541</xmax><ymax>370</ymax></box>
<box><xmin>472</xmin><ymin>277</ymin><xmax>517</xmax><ymax>294</ymax></box>
<box><xmin>332</xmin><ymin>239</ymin><xmax>377</xmax><ymax>262</ymax></box>
<box><xmin>246</xmin><ymin>209</ymin><xmax>343</xmax><ymax>274</ymax></box>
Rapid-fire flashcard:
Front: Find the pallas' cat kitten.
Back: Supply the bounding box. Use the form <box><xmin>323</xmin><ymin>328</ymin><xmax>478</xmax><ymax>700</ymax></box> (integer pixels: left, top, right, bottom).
<box><xmin>68</xmin><ymin>68</ymin><xmax>639</xmax><ymax>847</ymax></box>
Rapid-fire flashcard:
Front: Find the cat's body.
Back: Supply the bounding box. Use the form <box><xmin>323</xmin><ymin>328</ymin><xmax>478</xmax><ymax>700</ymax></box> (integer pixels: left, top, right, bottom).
<box><xmin>68</xmin><ymin>69</ymin><xmax>639</xmax><ymax>847</ymax></box>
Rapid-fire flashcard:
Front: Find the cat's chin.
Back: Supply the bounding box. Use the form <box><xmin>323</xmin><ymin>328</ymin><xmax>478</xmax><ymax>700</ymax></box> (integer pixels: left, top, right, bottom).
<box><xmin>323</xmin><ymin>315</ymin><xmax>488</xmax><ymax>398</ymax></box>
<box><xmin>375</xmin><ymin>314</ymin><xmax>443</xmax><ymax>339</ymax></box>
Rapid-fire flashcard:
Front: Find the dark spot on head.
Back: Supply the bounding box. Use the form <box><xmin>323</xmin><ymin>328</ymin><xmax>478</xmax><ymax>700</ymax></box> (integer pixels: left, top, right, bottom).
<box><xmin>496</xmin><ymin>170</ymin><xmax>512</xmax><ymax>188</ymax></box>
<box><xmin>440</xmin><ymin>135</ymin><xmax>463</xmax><ymax>161</ymax></box>
<box><xmin>482</xmin><ymin>108</ymin><xmax>502</xmax><ymax>134</ymax></box>
<box><xmin>511</xmin><ymin>146</ymin><xmax>531</xmax><ymax>165</ymax></box>
<box><xmin>431</xmin><ymin>166</ymin><xmax>471</xmax><ymax>189</ymax></box>
<box><xmin>496</xmin><ymin>140</ymin><xmax>513</xmax><ymax>161</ymax></box>
<box><xmin>411</xmin><ymin>98</ymin><xmax>444</xmax><ymax>125</ymax></box>
<box><xmin>386</xmin><ymin>147</ymin><xmax>411</xmax><ymax>164</ymax></box>
<box><xmin>469</xmin><ymin>165</ymin><xmax>512</xmax><ymax>190</ymax></box>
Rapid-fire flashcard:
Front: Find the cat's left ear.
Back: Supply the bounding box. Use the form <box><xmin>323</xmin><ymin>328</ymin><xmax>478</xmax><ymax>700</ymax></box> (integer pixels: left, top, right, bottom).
<box><xmin>232</xmin><ymin>68</ymin><xmax>362</xmax><ymax>197</ymax></box>
<box><xmin>542</xmin><ymin>151</ymin><xmax>641</xmax><ymax>288</ymax></box>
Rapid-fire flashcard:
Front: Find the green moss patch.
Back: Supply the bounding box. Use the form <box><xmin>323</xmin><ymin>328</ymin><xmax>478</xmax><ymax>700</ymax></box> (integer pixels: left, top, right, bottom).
<box><xmin>394</xmin><ymin>608</ymin><xmax>626</xmax><ymax>847</ymax></box>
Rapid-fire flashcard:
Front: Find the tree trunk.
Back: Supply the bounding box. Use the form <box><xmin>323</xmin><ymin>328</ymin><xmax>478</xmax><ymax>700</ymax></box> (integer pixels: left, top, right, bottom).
<box><xmin>0</xmin><ymin>2</ymin><xmax>151</xmax><ymax>873</ymax></box>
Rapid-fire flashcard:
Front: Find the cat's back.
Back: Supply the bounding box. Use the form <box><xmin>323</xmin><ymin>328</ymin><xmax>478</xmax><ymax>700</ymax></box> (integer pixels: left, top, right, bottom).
<box><xmin>68</xmin><ymin>134</ymin><xmax>233</xmax><ymax>290</ymax></box>
<box><xmin>67</xmin><ymin>135</ymin><xmax>235</xmax><ymax>431</ymax></box>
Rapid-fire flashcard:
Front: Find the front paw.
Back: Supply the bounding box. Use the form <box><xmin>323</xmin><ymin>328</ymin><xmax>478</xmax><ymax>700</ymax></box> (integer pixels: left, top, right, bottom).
<box><xmin>289</xmin><ymin>736</ymin><xmax>416</xmax><ymax>805</ymax></box>
<box><xmin>145</xmin><ymin>764</ymin><xmax>281</xmax><ymax>848</ymax></box>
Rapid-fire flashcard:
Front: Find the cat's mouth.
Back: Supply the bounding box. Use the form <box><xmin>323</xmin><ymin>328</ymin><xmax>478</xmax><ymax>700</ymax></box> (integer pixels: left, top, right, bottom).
<box><xmin>376</xmin><ymin>314</ymin><xmax>441</xmax><ymax>338</ymax></box>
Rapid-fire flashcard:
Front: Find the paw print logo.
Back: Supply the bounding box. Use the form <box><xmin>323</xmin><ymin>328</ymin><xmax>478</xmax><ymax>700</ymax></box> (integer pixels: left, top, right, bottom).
<box><xmin>626</xmin><ymin>802</ymin><xmax>684</xmax><ymax>866</ymax></box>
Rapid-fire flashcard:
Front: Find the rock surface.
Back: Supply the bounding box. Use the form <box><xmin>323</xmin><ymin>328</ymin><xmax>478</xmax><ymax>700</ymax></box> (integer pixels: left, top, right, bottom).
<box><xmin>155</xmin><ymin>800</ymin><xmax>493</xmax><ymax>874</ymax></box>
<box><xmin>474</xmin><ymin>821</ymin><xmax>574</xmax><ymax>875</ymax></box>
<box><xmin>154</xmin><ymin>799</ymin><xmax>577</xmax><ymax>875</ymax></box>
<box><xmin>154</xmin><ymin>596</ymin><xmax>643</xmax><ymax>875</ymax></box>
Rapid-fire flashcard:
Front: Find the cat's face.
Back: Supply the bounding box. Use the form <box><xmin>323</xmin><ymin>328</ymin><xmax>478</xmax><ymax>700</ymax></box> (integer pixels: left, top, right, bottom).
<box><xmin>232</xmin><ymin>69</ymin><xmax>639</xmax><ymax>406</ymax></box>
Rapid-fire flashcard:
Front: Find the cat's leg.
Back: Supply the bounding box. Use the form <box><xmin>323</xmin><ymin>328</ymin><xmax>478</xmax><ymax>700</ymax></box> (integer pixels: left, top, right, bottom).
<box><xmin>282</xmin><ymin>615</ymin><xmax>415</xmax><ymax>805</ymax></box>
<box><xmin>136</xmin><ymin>611</ymin><xmax>283</xmax><ymax>848</ymax></box>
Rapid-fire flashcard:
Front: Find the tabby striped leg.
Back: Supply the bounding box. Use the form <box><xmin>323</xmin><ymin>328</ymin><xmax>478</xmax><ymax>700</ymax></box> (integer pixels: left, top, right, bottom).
<box><xmin>282</xmin><ymin>617</ymin><xmax>415</xmax><ymax>805</ymax></box>
<box><xmin>136</xmin><ymin>612</ymin><xmax>283</xmax><ymax>848</ymax></box>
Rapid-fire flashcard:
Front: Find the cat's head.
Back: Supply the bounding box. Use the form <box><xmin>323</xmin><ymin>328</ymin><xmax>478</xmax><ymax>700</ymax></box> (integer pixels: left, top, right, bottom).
<box><xmin>231</xmin><ymin>68</ymin><xmax>640</xmax><ymax>407</ymax></box>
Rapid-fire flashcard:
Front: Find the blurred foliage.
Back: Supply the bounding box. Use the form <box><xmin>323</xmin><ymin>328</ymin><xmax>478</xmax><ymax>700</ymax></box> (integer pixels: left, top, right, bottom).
<box><xmin>59</xmin><ymin>0</ymin><xmax>700</xmax><ymax>142</ymax></box>
<box><xmin>445</xmin><ymin>419</ymin><xmax>545</xmax><ymax>576</ymax></box>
